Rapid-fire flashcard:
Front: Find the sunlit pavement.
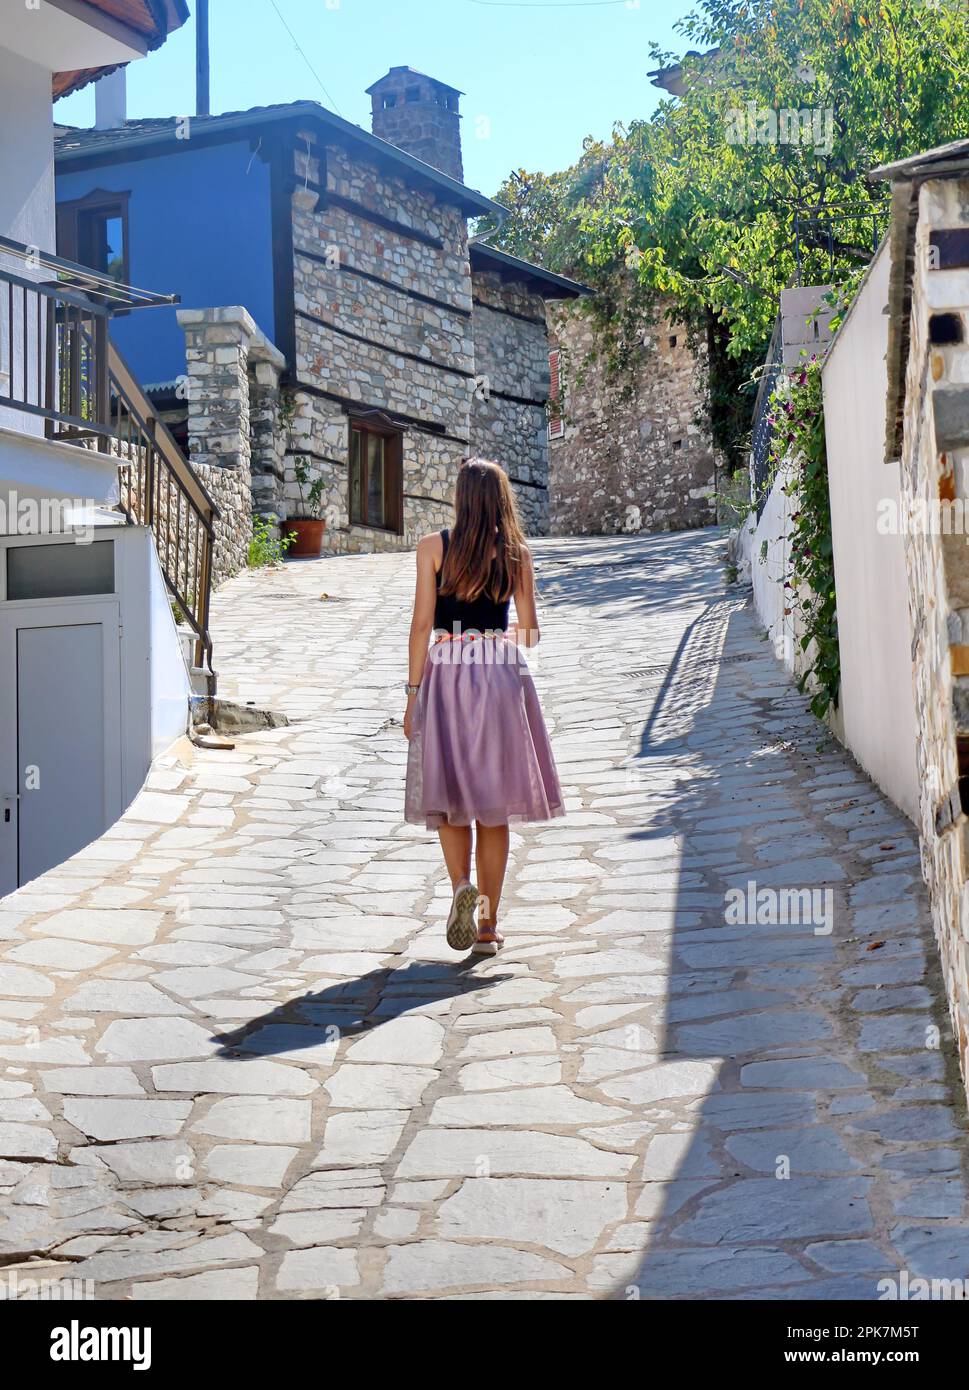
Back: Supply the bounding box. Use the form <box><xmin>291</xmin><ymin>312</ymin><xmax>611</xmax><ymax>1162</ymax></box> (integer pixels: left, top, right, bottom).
<box><xmin>1</xmin><ymin>529</ymin><xmax>967</xmax><ymax>1300</ymax></box>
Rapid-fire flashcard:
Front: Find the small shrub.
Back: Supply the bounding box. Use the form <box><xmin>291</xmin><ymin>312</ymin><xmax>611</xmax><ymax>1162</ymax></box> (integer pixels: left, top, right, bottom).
<box><xmin>717</xmin><ymin>467</ymin><xmax>755</xmax><ymax>528</ymax></box>
<box><xmin>290</xmin><ymin>456</ymin><xmax>326</xmax><ymax>519</ymax></box>
<box><xmin>249</xmin><ymin>516</ymin><xmax>294</xmax><ymax>568</ymax></box>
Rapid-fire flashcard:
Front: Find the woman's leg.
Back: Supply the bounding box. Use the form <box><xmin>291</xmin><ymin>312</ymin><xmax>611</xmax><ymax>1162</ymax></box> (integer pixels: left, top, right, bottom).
<box><xmin>438</xmin><ymin>824</ymin><xmax>473</xmax><ymax>888</ymax></box>
<box><xmin>475</xmin><ymin>822</ymin><xmax>510</xmax><ymax>939</ymax></box>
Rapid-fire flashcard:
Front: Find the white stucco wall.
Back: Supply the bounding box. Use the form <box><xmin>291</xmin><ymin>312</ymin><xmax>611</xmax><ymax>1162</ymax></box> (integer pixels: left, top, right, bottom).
<box><xmin>738</xmin><ymin>463</ymin><xmax>804</xmax><ymax>677</ymax></box>
<box><xmin>0</xmin><ymin>47</ymin><xmax>54</xmax><ymax>253</ymax></box>
<box><xmin>105</xmin><ymin>526</ymin><xmax>189</xmax><ymax>799</ymax></box>
<box><xmin>0</xmin><ymin>47</ymin><xmax>55</xmax><ymax>437</ymax></box>
<box><xmin>0</xmin><ymin>4</ymin><xmax>142</xmax><ymax>431</ymax></box>
<box><xmin>0</xmin><ymin>426</ymin><xmax>120</xmax><ymax>527</ymax></box>
<box><xmin>148</xmin><ymin>537</ymin><xmax>191</xmax><ymax>756</ymax></box>
<box><xmin>821</xmin><ymin>239</ymin><xmax>920</xmax><ymax>821</ymax></box>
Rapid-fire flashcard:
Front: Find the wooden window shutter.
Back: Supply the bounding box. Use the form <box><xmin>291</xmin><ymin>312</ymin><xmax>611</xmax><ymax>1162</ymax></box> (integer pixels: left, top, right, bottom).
<box><xmin>548</xmin><ymin>348</ymin><xmax>565</xmax><ymax>440</ymax></box>
<box><xmin>388</xmin><ymin>431</ymin><xmax>404</xmax><ymax>534</ymax></box>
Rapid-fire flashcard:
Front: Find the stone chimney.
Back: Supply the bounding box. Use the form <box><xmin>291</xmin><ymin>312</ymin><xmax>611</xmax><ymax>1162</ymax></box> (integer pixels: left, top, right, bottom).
<box><xmin>366</xmin><ymin>67</ymin><xmax>464</xmax><ymax>182</ymax></box>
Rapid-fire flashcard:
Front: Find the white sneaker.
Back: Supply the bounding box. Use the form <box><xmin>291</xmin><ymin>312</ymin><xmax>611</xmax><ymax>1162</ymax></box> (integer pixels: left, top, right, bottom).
<box><xmin>446</xmin><ymin>880</ymin><xmax>478</xmax><ymax>951</ymax></box>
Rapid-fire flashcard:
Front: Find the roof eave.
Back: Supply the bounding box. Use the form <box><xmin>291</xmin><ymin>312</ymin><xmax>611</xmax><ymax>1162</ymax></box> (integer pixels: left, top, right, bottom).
<box><xmin>470</xmin><ymin>243</ymin><xmax>592</xmax><ymax>299</ymax></box>
<box><xmin>52</xmin><ymin>0</ymin><xmax>190</xmax><ymax>100</ymax></box>
<box><xmin>54</xmin><ymin>100</ymin><xmax>505</xmax><ymax>219</ymax></box>
<box><xmin>310</xmin><ymin>107</ymin><xmax>501</xmax><ymax>216</ymax></box>
<box><xmin>870</xmin><ymin>137</ymin><xmax>969</xmax><ymax>184</ymax></box>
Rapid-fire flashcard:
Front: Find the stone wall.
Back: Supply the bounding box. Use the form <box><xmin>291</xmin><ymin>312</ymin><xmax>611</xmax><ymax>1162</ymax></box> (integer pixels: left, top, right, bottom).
<box><xmin>177</xmin><ymin>307</ymin><xmax>285</xmax><ymax>585</ymax></box>
<box><xmin>897</xmin><ymin>176</ymin><xmax>969</xmax><ymax>1098</ymax></box>
<box><xmin>249</xmin><ymin>356</ymin><xmax>287</xmax><ymax>517</ymax></box>
<box><xmin>469</xmin><ymin>269</ymin><xmax>551</xmax><ymax>535</ymax></box>
<box><xmin>546</xmin><ymin>295</ymin><xmax>718</xmax><ymax>535</ymax></box>
<box><xmin>286</xmin><ymin>133</ymin><xmax>474</xmax><ymax>553</ymax></box>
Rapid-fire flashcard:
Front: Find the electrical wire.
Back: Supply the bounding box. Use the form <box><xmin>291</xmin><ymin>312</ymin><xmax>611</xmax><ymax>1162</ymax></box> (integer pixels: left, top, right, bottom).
<box><xmin>265</xmin><ymin>0</ymin><xmax>345</xmax><ymax>116</ymax></box>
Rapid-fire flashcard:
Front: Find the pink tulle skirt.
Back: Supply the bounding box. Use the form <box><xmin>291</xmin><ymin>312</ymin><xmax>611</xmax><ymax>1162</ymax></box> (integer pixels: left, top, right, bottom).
<box><xmin>405</xmin><ymin>636</ymin><xmax>565</xmax><ymax>829</ymax></box>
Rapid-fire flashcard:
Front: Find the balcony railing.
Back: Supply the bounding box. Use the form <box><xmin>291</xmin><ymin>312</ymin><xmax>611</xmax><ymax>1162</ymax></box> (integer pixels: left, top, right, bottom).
<box><xmin>0</xmin><ymin>233</ymin><xmax>176</xmax><ymax>439</ymax></box>
<box><xmin>0</xmin><ymin>235</ymin><xmax>218</xmax><ymax>684</ymax></box>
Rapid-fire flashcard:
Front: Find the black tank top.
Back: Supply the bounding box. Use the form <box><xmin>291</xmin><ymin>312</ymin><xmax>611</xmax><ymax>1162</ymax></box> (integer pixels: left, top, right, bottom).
<box><xmin>434</xmin><ymin>529</ymin><xmax>511</xmax><ymax>634</ymax></box>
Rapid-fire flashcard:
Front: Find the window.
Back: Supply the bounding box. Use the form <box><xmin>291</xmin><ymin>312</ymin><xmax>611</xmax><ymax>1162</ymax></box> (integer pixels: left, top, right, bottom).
<box><xmin>6</xmin><ymin>540</ymin><xmax>115</xmax><ymax>601</ymax></box>
<box><xmin>548</xmin><ymin>348</ymin><xmax>565</xmax><ymax>441</ymax></box>
<box><xmin>349</xmin><ymin>420</ymin><xmax>403</xmax><ymax>532</ymax></box>
<box><xmin>56</xmin><ymin>190</ymin><xmax>130</xmax><ymax>285</ymax></box>
<box><xmin>405</xmin><ymin>86</ymin><xmax>421</xmax><ymax>103</ymax></box>
<box><xmin>669</xmin><ymin>334</ymin><xmax>678</xmax><ymax>348</ymax></box>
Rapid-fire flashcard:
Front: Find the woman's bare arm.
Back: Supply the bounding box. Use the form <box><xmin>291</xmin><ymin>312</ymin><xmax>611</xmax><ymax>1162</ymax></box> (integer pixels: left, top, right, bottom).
<box><xmin>511</xmin><ymin>545</ymin><xmax>540</xmax><ymax>647</ymax></box>
<box><xmin>404</xmin><ymin>534</ymin><xmax>440</xmax><ymax>738</ymax></box>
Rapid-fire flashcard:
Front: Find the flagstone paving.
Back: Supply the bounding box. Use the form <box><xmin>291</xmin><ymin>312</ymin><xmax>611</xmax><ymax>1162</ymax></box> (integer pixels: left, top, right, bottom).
<box><xmin>2</xmin><ymin>529</ymin><xmax>969</xmax><ymax>1300</ymax></box>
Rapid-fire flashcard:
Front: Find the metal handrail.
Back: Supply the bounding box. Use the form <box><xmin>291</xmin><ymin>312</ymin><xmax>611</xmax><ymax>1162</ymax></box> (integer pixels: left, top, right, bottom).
<box><xmin>109</xmin><ymin>341</ymin><xmax>219</xmax><ymax>681</ymax></box>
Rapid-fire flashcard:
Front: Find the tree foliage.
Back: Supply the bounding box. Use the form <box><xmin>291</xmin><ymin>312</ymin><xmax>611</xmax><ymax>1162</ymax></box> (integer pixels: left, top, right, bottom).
<box><xmin>772</xmin><ymin>361</ymin><xmax>840</xmax><ymax>717</ymax></box>
<box><xmin>480</xmin><ymin>0</ymin><xmax>969</xmax><ymax>465</ymax></box>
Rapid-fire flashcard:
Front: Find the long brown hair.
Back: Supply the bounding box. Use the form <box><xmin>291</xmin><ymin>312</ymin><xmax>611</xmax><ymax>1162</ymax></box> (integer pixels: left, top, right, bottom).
<box><xmin>439</xmin><ymin>458</ymin><xmax>527</xmax><ymax>602</ymax></box>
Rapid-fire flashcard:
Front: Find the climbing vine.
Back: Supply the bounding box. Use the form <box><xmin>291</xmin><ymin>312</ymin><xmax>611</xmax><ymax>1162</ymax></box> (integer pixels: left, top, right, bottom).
<box><xmin>770</xmin><ymin>359</ymin><xmax>839</xmax><ymax>719</ymax></box>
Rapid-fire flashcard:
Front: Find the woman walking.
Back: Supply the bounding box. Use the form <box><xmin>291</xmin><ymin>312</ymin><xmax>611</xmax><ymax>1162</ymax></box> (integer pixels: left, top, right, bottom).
<box><xmin>403</xmin><ymin>458</ymin><xmax>564</xmax><ymax>955</ymax></box>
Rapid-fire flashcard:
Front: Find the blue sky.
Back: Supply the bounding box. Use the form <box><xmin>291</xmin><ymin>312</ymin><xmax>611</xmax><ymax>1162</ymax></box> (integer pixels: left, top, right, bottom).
<box><xmin>54</xmin><ymin>0</ymin><xmax>688</xmax><ymax>197</ymax></box>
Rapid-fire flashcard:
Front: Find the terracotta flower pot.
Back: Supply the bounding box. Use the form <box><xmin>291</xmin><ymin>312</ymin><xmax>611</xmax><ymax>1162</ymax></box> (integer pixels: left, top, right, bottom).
<box><xmin>282</xmin><ymin>518</ymin><xmax>326</xmax><ymax>558</ymax></box>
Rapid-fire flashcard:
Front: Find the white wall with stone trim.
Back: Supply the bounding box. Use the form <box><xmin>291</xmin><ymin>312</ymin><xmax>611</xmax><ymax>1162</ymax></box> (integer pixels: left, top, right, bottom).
<box><xmin>739</xmin><ymin>463</ymin><xmax>802</xmax><ymax>680</ymax></box>
<box><xmin>822</xmin><ymin>241</ymin><xmax>920</xmax><ymax>821</ymax></box>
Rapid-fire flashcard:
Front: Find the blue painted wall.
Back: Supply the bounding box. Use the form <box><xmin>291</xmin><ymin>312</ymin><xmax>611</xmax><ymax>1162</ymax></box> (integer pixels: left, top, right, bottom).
<box><xmin>56</xmin><ymin>139</ymin><xmax>276</xmax><ymax>387</ymax></box>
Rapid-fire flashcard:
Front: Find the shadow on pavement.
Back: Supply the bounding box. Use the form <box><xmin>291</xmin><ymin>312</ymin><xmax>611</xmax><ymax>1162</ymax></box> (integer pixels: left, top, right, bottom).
<box><xmin>212</xmin><ymin>960</ymin><xmax>505</xmax><ymax>1059</ymax></box>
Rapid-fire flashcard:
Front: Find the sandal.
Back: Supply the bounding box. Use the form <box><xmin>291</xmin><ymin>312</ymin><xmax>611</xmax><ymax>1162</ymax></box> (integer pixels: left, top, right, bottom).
<box><xmin>446</xmin><ymin>880</ymin><xmax>479</xmax><ymax>951</ymax></box>
<box><xmin>471</xmin><ymin>927</ymin><xmax>504</xmax><ymax>956</ymax></box>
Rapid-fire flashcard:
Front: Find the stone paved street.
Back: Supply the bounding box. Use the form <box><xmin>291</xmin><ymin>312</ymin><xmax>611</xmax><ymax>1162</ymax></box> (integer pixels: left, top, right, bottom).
<box><xmin>1</xmin><ymin>530</ymin><xmax>968</xmax><ymax>1300</ymax></box>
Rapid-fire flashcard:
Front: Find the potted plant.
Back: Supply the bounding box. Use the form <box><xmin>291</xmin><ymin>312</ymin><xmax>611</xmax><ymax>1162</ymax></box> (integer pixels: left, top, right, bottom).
<box><xmin>282</xmin><ymin>456</ymin><xmax>327</xmax><ymax>558</ymax></box>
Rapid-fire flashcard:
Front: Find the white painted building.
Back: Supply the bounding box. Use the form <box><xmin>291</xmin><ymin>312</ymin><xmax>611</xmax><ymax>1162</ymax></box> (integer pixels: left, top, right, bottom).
<box><xmin>0</xmin><ymin>0</ymin><xmax>207</xmax><ymax>897</ymax></box>
<box><xmin>736</xmin><ymin>268</ymin><xmax>922</xmax><ymax>820</ymax></box>
<box><xmin>821</xmin><ymin>240</ymin><xmax>920</xmax><ymax>820</ymax></box>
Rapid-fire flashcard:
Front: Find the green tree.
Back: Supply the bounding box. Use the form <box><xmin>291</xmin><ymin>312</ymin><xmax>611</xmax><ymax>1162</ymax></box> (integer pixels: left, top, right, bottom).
<box><xmin>482</xmin><ymin>0</ymin><xmax>969</xmax><ymax>465</ymax></box>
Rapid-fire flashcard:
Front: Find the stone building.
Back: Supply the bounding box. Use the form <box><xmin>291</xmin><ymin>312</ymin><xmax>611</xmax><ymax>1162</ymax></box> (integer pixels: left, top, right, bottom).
<box><xmin>546</xmin><ymin>290</ymin><xmax>719</xmax><ymax>535</ymax></box>
<box><xmin>55</xmin><ymin>70</ymin><xmax>586</xmax><ymax>574</ymax></box>
<box><xmin>871</xmin><ymin>140</ymin><xmax>969</xmax><ymax>1099</ymax></box>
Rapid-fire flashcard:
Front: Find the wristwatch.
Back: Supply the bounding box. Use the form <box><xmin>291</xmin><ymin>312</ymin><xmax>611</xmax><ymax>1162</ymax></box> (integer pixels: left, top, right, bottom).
<box><xmin>405</xmin><ymin>683</ymin><xmax>421</xmax><ymax>696</ymax></box>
